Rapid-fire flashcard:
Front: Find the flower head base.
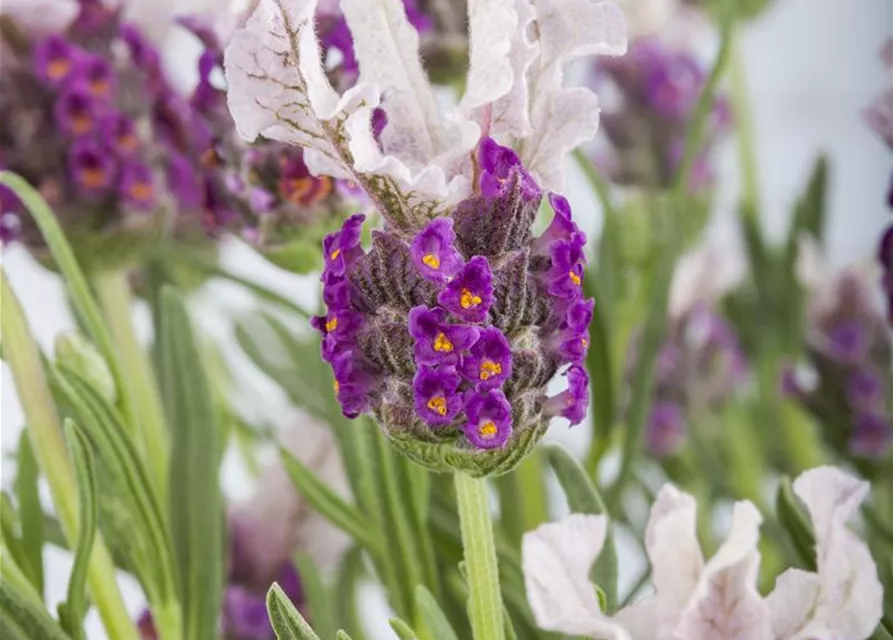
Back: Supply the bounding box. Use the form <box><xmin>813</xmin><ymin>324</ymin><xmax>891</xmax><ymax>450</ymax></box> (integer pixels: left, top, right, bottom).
<box><xmin>310</xmin><ymin>139</ymin><xmax>597</xmax><ymax>476</ymax></box>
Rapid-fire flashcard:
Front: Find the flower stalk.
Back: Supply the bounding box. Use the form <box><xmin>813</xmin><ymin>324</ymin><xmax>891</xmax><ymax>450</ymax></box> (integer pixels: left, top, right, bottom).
<box><xmin>1</xmin><ymin>269</ymin><xmax>139</xmax><ymax>640</ymax></box>
<box><xmin>455</xmin><ymin>472</ymin><xmax>505</xmax><ymax>640</ymax></box>
<box><xmin>93</xmin><ymin>269</ymin><xmax>169</xmax><ymax>496</ymax></box>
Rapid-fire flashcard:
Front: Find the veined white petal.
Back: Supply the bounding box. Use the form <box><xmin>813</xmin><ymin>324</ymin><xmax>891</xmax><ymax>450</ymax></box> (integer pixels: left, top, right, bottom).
<box><xmin>461</xmin><ymin>0</ymin><xmax>519</xmax><ymax>112</ymax></box>
<box><xmin>522</xmin><ymin>514</ymin><xmax>630</xmax><ymax>638</ymax></box>
<box><xmin>644</xmin><ymin>484</ymin><xmax>703</xmax><ymax>632</ymax></box>
<box><xmin>767</xmin><ymin>467</ymin><xmax>883</xmax><ymax>640</ymax></box>
<box><xmin>520</xmin><ymin>0</ymin><xmax>627</xmax><ymax>191</ymax></box>
<box><xmin>340</xmin><ymin>0</ymin><xmax>447</xmax><ymax>166</ymax></box>
<box><xmin>674</xmin><ymin>501</ymin><xmax>771</xmax><ymax>640</ymax></box>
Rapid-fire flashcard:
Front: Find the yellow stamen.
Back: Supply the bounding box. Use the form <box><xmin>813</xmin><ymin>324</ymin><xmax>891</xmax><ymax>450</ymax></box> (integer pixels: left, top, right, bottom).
<box><xmin>433</xmin><ymin>332</ymin><xmax>453</xmax><ymax>353</ymax></box>
<box><xmin>422</xmin><ymin>253</ymin><xmax>441</xmax><ymax>269</ymax></box>
<box><xmin>427</xmin><ymin>396</ymin><xmax>448</xmax><ymax>416</ymax></box>
<box><xmin>478</xmin><ymin>421</ymin><xmax>498</xmax><ymax>438</ymax></box>
<box><xmin>118</xmin><ymin>134</ymin><xmax>138</xmax><ymax>153</ymax></box>
<box><xmin>201</xmin><ymin>147</ymin><xmax>221</xmax><ymax>167</ymax></box>
<box><xmin>569</xmin><ymin>271</ymin><xmax>582</xmax><ymax>286</ymax></box>
<box><xmin>330</xmin><ymin>248</ymin><xmax>341</xmax><ymax>260</ymax></box>
<box><xmin>460</xmin><ymin>288</ymin><xmax>482</xmax><ymax>309</ymax></box>
<box><xmin>90</xmin><ymin>79</ymin><xmax>110</xmax><ymax>96</ymax></box>
<box><xmin>581</xmin><ymin>337</ymin><xmax>589</xmax><ymax>348</ymax></box>
<box><xmin>73</xmin><ymin>115</ymin><xmax>91</xmax><ymax>134</ymax></box>
<box><xmin>479</xmin><ymin>360</ymin><xmax>502</xmax><ymax>381</ymax></box>
<box><xmin>325</xmin><ymin>316</ymin><xmax>338</xmax><ymax>332</ymax></box>
<box><xmin>333</xmin><ymin>380</ymin><xmax>340</xmax><ymax>394</ymax></box>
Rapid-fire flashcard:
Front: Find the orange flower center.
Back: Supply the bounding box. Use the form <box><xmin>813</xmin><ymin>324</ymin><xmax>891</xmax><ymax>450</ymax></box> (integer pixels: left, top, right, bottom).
<box><xmin>581</xmin><ymin>337</ymin><xmax>589</xmax><ymax>348</ymax></box>
<box><xmin>325</xmin><ymin>316</ymin><xmax>338</xmax><ymax>332</ymax></box>
<box><xmin>422</xmin><ymin>253</ymin><xmax>440</xmax><ymax>269</ymax></box>
<box><xmin>433</xmin><ymin>332</ymin><xmax>453</xmax><ymax>353</ymax></box>
<box><xmin>201</xmin><ymin>147</ymin><xmax>222</xmax><ymax>167</ymax></box>
<box><xmin>479</xmin><ymin>360</ymin><xmax>502</xmax><ymax>381</ymax></box>
<box><xmin>330</xmin><ymin>248</ymin><xmax>341</xmax><ymax>260</ymax></box>
<box><xmin>427</xmin><ymin>396</ymin><xmax>448</xmax><ymax>416</ymax></box>
<box><xmin>47</xmin><ymin>59</ymin><xmax>70</xmax><ymax>80</ymax></box>
<box><xmin>460</xmin><ymin>288</ymin><xmax>482</xmax><ymax>309</ymax></box>
<box><xmin>89</xmin><ymin>79</ymin><xmax>110</xmax><ymax>96</ymax></box>
<box><xmin>73</xmin><ymin>114</ymin><xmax>92</xmax><ymax>134</ymax></box>
<box><xmin>81</xmin><ymin>168</ymin><xmax>106</xmax><ymax>188</ymax></box>
<box><xmin>128</xmin><ymin>182</ymin><xmax>153</xmax><ymax>202</ymax></box>
<box><xmin>117</xmin><ymin>134</ymin><xmax>138</xmax><ymax>153</ymax></box>
<box><xmin>333</xmin><ymin>380</ymin><xmax>340</xmax><ymax>394</ymax></box>
<box><xmin>478</xmin><ymin>421</ymin><xmax>498</xmax><ymax>438</ymax></box>
<box><xmin>569</xmin><ymin>271</ymin><xmax>582</xmax><ymax>286</ymax></box>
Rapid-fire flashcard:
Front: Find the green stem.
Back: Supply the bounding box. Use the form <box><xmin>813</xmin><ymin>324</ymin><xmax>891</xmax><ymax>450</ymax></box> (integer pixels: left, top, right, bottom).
<box><xmin>572</xmin><ymin>148</ymin><xmax>616</xmax><ymax>222</ymax></box>
<box><xmin>1</xmin><ymin>270</ymin><xmax>139</xmax><ymax>640</ymax></box>
<box><xmin>455</xmin><ymin>473</ymin><xmax>505</xmax><ymax>640</ymax></box>
<box><xmin>93</xmin><ymin>270</ymin><xmax>169</xmax><ymax>496</ymax></box>
<box><xmin>730</xmin><ymin>32</ymin><xmax>761</xmax><ymax>212</ymax></box>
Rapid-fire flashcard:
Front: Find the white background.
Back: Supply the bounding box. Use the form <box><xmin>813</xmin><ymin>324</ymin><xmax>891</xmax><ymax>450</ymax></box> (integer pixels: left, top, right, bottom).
<box><xmin>1</xmin><ymin>0</ymin><xmax>891</xmax><ymax>637</ymax></box>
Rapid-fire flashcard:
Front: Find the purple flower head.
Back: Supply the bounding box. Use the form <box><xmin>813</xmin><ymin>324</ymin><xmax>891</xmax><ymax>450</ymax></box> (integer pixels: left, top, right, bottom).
<box><xmin>165</xmin><ymin>152</ymin><xmax>203</xmax><ymax>208</ymax></box>
<box><xmin>100</xmin><ymin>112</ymin><xmax>140</xmax><ymax>157</ymax></box>
<box><xmin>119</xmin><ymin>23</ymin><xmax>162</xmax><ymax>74</ymax></box>
<box><xmin>643</xmin><ymin>49</ymin><xmax>703</xmax><ymax>121</ymax></box>
<box><xmin>543</xmin><ymin>237</ymin><xmax>586</xmax><ymax>301</ymax></box>
<box><xmin>76</xmin><ymin>54</ymin><xmax>116</xmax><ymax>100</ymax></box>
<box><xmin>323</xmin><ymin>214</ymin><xmax>365</xmax><ymax>278</ymax></box>
<box><xmin>54</xmin><ymin>82</ymin><xmax>105</xmax><ymax>136</ymax></box>
<box><xmin>543</xmin><ymin>365</ymin><xmax>589</xmax><ymax>426</ymax></box>
<box><xmin>460</xmin><ymin>327</ymin><xmax>513</xmax><ymax>390</ymax></box>
<box><xmin>34</xmin><ymin>35</ymin><xmax>82</xmax><ymax>86</ymax></box>
<box><xmin>478</xmin><ymin>137</ymin><xmax>540</xmax><ymax>201</ymax></box>
<box><xmin>410</xmin><ymin>218</ymin><xmax>465</xmax><ymax>282</ymax></box>
<box><xmin>413</xmin><ymin>365</ymin><xmax>463</xmax><ymax>427</ymax></box>
<box><xmin>69</xmin><ymin>137</ymin><xmax>116</xmax><ymax>195</ymax></box>
<box><xmin>463</xmin><ymin>389</ymin><xmax>513</xmax><ymax>449</ymax></box>
<box><xmin>222</xmin><ymin>561</ymin><xmax>303</xmax><ymax>640</ymax></box>
<box><xmin>644</xmin><ymin>400</ymin><xmax>686</xmax><ymax>457</ymax></box>
<box><xmin>850</xmin><ymin>412</ymin><xmax>893</xmax><ymax>459</ymax></box>
<box><xmin>551</xmin><ymin>297</ymin><xmax>595</xmax><ymax>364</ymax></box>
<box><xmin>847</xmin><ymin>368</ymin><xmax>885</xmax><ymax>412</ymax></box>
<box><xmin>437</xmin><ymin>256</ymin><xmax>494</xmax><ymax>323</ymax></box>
<box><xmin>535</xmin><ymin>193</ymin><xmax>585</xmax><ymax>254</ymax></box>
<box><xmin>825</xmin><ymin>320</ymin><xmax>868</xmax><ymax>364</ymax></box>
<box><xmin>278</xmin><ymin>151</ymin><xmax>333</xmax><ymax>207</ymax></box>
<box><xmin>331</xmin><ymin>349</ymin><xmax>375</xmax><ymax>418</ymax></box>
<box><xmin>192</xmin><ymin>50</ymin><xmax>224</xmax><ymax>113</ymax></box>
<box><xmin>313</xmin><ymin>308</ymin><xmax>364</xmax><ymax>362</ymax></box>
<box><xmin>408</xmin><ymin>306</ymin><xmax>480</xmax><ymax>367</ymax></box>
<box><xmin>118</xmin><ymin>162</ymin><xmax>156</xmax><ymax>211</ymax></box>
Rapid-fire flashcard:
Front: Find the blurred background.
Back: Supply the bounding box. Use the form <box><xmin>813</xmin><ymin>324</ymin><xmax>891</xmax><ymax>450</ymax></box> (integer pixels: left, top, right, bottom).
<box><xmin>1</xmin><ymin>0</ymin><xmax>891</xmax><ymax>636</ymax></box>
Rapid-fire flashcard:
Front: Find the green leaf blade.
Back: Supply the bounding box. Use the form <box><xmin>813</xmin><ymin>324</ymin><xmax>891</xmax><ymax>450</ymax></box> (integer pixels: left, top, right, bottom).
<box><xmin>266</xmin><ymin>583</ymin><xmax>322</xmax><ymax>640</ymax></box>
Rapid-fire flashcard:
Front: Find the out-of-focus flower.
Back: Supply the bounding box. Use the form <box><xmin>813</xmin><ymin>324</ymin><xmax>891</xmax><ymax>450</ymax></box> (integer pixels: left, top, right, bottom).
<box><xmin>592</xmin><ymin>36</ymin><xmax>730</xmax><ymax>192</ymax></box>
<box><xmin>225</xmin><ymin>0</ymin><xmax>627</xmax><ymax>475</ymax></box>
<box><xmin>786</xmin><ymin>237</ymin><xmax>892</xmax><ymax>461</ymax></box>
<box><xmin>863</xmin><ymin>39</ymin><xmax>893</xmax><ymax>322</ymax></box>
<box><xmin>0</xmin><ymin>0</ymin><xmax>190</xmax><ymax>268</ymax></box>
<box><xmin>137</xmin><ymin>418</ymin><xmax>349</xmax><ymax>640</ymax></box>
<box><xmin>627</xmin><ymin>246</ymin><xmax>747</xmax><ymax>457</ymax></box>
<box><xmin>522</xmin><ymin>466</ymin><xmax>884</xmax><ymax>640</ymax></box>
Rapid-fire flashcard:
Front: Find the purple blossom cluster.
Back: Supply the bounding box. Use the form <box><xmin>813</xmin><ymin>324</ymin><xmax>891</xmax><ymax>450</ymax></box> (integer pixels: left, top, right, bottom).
<box><xmin>783</xmin><ymin>272</ymin><xmax>892</xmax><ymax>460</ymax></box>
<box><xmin>311</xmin><ymin>138</ymin><xmax>592</xmax><ymax>469</ymax></box>
<box><xmin>630</xmin><ymin>304</ymin><xmax>747</xmax><ymax>457</ymax></box>
<box><xmin>592</xmin><ymin>37</ymin><xmax>730</xmax><ymax>192</ymax></box>
<box><xmin>0</xmin><ymin>0</ymin><xmax>176</xmax><ymax>250</ymax></box>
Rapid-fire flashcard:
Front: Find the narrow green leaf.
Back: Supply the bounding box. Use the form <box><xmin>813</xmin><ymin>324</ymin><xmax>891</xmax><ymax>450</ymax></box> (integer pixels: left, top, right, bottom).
<box><xmin>293</xmin><ymin>555</ymin><xmax>337</xmax><ymax>640</ymax></box>
<box><xmin>397</xmin><ymin>455</ymin><xmax>439</xmax><ymax>599</ymax></box>
<box><xmin>158</xmin><ymin>287</ymin><xmax>223</xmax><ymax>640</ymax></box>
<box><xmin>416</xmin><ymin>585</ymin><xmax>459</xmax><ymax>640</ymax></box>
<box><xmin>776</xmin><ymin>476</ymin><xmax>817</xmax><ymax>571</ymax></box>
<box><xmin>336</xmin><ymin>631</ymin><xmax>355</xmax><ymax>640</ymax></box>
<box><xmin>59</xmin><ymin>421</ymin><xmax>98</xmax><ymax>640</ymax></box>
<box><xmin>0</xmin><ymin>493</ymin><xmax>30</xmax><ymax>577</ymax></box>
<box><xmin>502</xmin><ymin>605</ymin><xmax>519</xmax><ymax>640</ymax></box>
<box><xmin>388</xmin><ymin>618</ymin><xmax>418</xmax><ymax>640</ymax></box>
<box><xmin>14</xmin><ymin>433</ymin><xmax>44</xmax><ymax>597</ymax></box>
<box><xmin>0</xmin><ymin>580</ymin><xmax>70</xmax><ymax>640</ymax></box>
<box><xmin>0</xmin><ymin>172</ymin><xmax>134</xmax><ymax>434</ymax></box>
<box><xmin>335</xmin><ymin>547</ymin><xmax>367</xmax><ymax>640</ymax></box>
<box><xmin>266</xmin><ymin>583</ymin><xmax>322</xmax><ymax>640</ymax></box>
<box><xmin>278</xmin><ymin>445</ymin><xmax>382</xmax><ymax>554</ymax></box>
<box><xmin>546</xmin><ymin>445</ymin><xmax>618</xmax><ymax>613</ymax></box>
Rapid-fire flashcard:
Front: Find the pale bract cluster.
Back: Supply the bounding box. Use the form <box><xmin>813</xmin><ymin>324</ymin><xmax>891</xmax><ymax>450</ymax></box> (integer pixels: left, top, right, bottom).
<box><xmin>222</xmin><ymin>0</ymin><xmax>627</xmax><ymax>225</ymax></box>
<box><xmin>522</xmin><ymin>466</ymin><xmax>884</xmax><ymax>640</ymax></box>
